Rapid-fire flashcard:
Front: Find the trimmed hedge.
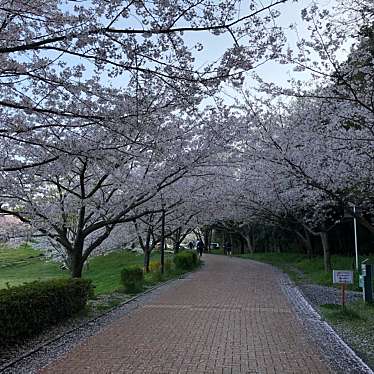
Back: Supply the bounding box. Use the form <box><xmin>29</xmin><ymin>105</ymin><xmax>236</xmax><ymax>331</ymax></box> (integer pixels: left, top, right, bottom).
<box><xmin>0</xmin><ymin>278</ymin><xmax>92</xmax><ymax>343</ymax></box>
<box><xmin>121</xmin><ymin>265</ymin><xmax>144</xmax><ymax>293</ymax></box>
<box><xmin>173</xmin><ymin>251</ymin><xmax>198</xmax><ymax>270</ymax></box>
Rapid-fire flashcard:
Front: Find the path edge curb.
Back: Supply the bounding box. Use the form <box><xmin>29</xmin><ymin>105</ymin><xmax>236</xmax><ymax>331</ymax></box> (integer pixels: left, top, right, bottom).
<box><xmin>0</xmin><ymin>267</ymin><xmax>200</xmax><ymax>373</ymax></box>
<box><xmin>280</xmin><ymin>270</ymin><xmax>374</xmax><ymax>374</ymax></box>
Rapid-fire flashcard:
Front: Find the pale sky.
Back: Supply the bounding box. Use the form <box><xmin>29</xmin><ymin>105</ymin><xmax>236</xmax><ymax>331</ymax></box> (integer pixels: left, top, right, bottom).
<box><xmin>62</xmin><ymin>0</ymin><xmax>342</xmax><ymax>104</ymax></box>
<box><xmin>207</xmin><ymin>0</ymin><xmax>343</xmax><ymax>104</ymax></box>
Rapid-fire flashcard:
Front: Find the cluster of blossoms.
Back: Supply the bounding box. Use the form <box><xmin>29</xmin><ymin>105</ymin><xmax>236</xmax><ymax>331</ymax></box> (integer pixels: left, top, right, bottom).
<box><xmin>1</xmin><ymin>0</ymin><xmax>373</xmax><ymax>275</ymax></box>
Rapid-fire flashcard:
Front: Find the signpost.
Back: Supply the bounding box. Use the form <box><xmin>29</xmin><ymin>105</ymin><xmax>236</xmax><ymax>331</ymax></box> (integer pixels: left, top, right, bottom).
<box><xmin>333</xmin><ymin>270</ymin><xmax>354</xmax><ymax>307</ymax></box>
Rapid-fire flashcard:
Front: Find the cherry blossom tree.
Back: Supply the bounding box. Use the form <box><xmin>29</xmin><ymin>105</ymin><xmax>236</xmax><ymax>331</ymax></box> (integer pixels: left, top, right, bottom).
<box><xmin>0</xmin><ymin>0</ymin><xmax>290</xmax><ymax>169</ymax></box>
<box><xmin>5</xmin><ymin>0</ymin><xmax>374</xmax><ymax>276</ymax></box>
<box><xmin>211</xmin><ymin>0</ymin><xmax>373</xmax><ymax>268</ymax></box>
<box><xmin>0</xmin><ymin>0</ymin><xmax>297</xmax><ymax>276</ymax></box>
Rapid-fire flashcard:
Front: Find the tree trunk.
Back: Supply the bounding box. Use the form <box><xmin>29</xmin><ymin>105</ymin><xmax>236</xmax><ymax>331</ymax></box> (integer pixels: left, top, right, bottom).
<box><xmin>144</xmin><ymin>249</ymin><xmax>151</xmax><ymax>273</ymax></box>
<box><xmin>251</xmin><ymin>227</ymin><xmax>256</xmax><ymax>253</ymax></box>
<box><xmin>203</xmin><ymin>227</ymin><xmax>210</xmax><ymax>253</ymax></box>
<box><xmin>174</xmin><ymin>241</ymin><xmax>180</xmax><ymax>254</ymax></box>
<box><xmin>208</xmin><ymin>229</ymin><xmax>213</xmax><ymax>253</ymax></box>
<box><xmin>173</xmin><ymin>227</ymin><xmax>181</xmax><ymax>254</ymax></box>
<box><xmin>70</xmin><ymin>249</ymin><xmax>84</xmax><ymax>278</ymax></box>
<box><xmin>160</xmin><ymin>209</ymin><xmax>165</xmax><ymax>274</ymax></box>
<box><xmin>337</xmin><ymin>229</ymin><xmax>345</xmax><ymax>256</ymax></box>
<box><xmin>244</xmin><ymin>234</ymin><xmax>253</xmax><ymax>253</ymax></box>
<box><xmin>240</xmin><ymin>239</ymin><xmax>244</xmax><ymax>254</ymax></box>
<box><xmin>277</xmin><ymin>238</ymin><xmax>282</xmax><ymax>253</ymax></box>
<box><xmin>240</xmin><ymin>224</ymin><xmax>254</xmax><ymax>254</ymax></box>
<box><xmin>295</xmin><ymin>228</ymin><xmax>313</xmax><ymax>258</ymax></box>
<box><xmin>320</xmin><ymin>231</ymin><xmax>332</xmax><ymax>272</ymax></box>
<box><xmin>229</xmin><ymin>234</ymin><xmax>233</xmax><ymax>254</ymax></box>
<box><xmin>305</xmin><ymin>228</ymin><xmax>313</xmax><ymax>259</ymax></box>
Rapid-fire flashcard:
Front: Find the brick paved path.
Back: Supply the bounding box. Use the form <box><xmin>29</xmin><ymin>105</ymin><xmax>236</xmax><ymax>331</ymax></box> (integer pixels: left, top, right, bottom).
<box><xmin>39</xmin><ymin>255</ymin><xmax>331</xmax><ymax>374</ymax></box>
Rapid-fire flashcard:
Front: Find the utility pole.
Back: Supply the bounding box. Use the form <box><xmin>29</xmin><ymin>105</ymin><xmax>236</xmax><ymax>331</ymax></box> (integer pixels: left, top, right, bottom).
<box><xmin>353</xmin><ymin>204</ymin><xmax>358</xmax><ymax>271</ymax></box>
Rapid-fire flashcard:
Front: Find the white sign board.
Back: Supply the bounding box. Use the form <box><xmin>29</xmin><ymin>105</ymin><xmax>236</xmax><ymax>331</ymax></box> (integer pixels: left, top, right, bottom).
<box><xmin>333</xmin><ymin>270</ymin><xmax>354</xmax><ymax>284</ymax></box>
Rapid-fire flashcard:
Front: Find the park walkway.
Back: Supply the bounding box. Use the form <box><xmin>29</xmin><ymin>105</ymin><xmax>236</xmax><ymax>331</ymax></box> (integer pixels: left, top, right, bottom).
<box><xmin>39</xmin><ymin>255</ymin><xmax>330</xmax><ymax>374</ymax></box>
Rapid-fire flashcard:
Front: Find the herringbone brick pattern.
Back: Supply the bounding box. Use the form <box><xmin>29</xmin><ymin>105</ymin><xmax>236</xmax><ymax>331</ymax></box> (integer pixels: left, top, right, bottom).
<box><xmin>39</xmin><ymin>255</ymin><xmax>331</xmax><ymax>373</ymax></box>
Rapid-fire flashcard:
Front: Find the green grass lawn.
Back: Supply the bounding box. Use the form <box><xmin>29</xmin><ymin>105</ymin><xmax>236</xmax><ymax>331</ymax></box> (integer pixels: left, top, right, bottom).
<box><xmin>320</xmin><ymin>301</ymin><xmax>374</xmax><ymax>369</ymax></box>
<box><xmin>238</xmin><ymin>252</ymin><xmax>374</xmax><ymax>291</ymax></box>
<box><xmin>0</xmin><ymin>245</ymin><xmax>200</xmax><ymax>346</ymax></box>
<box><xmin>85</xmin><ymin>250</ymin><xmax>171</xmax><ymax>294</ymax></box>
<box><xmin>0</xmin><ymin>244</ymin><xmax>171</xmax><ymax>295</ymax></box>
<box><xmin>0</xmin><ymin>244</ymin><xmax>67</xmax><ymax>289</ymax></box>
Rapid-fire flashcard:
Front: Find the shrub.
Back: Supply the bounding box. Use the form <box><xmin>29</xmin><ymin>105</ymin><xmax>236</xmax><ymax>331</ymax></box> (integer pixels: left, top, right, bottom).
<box><xmin>164</xmin><ymin>258</ymin><xmax>173</xmax><ymax>273</ymax></box>
<box><xmin>149</xmin><ymin>259</ymin><xmax>173</xmax><ymax>273</ymax></box>
<box><xmin>0</xmin><ymin>278</ymin><xmax>92</xmax><ymax>344</ymax></box>
<box><xmin>149</xmin><ymin>260</ymin><xmax>161</xmax><ymax>272</ymax></box>
<box><xmin>151</xmin><ymin>270</ymin><xmax>164</xmax><ymax>282</ymax></box>
<box><xmin>121</xmin><ymin>265</ymin><xmax>144</xmax><ymax>293</ymax></box>
<box><xmin>173</xmin><ymin>251</ymin><xmax>198</xmax><ymax>271</ymax></box>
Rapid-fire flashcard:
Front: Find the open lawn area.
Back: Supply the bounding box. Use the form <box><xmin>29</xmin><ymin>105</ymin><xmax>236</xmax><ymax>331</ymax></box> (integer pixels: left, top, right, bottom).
<box><xmin>0</xmin><ymin>244</ymin><xmax>67</xmax><ymax>289</ymax></box>
<box><xmin>0</xmin><ymin>245</ymin><xmax>169</xmax><ymax>295</ymax></box>
<box><xmin>238</xmin><ymin>252</ymin><xmax>374</xmax><ymax>291</ymax></box>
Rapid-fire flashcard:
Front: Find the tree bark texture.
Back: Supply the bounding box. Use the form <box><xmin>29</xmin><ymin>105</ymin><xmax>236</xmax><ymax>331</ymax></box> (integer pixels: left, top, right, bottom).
<box><xmin>320</xmin><ymin>231</ymin><xmax>332</xmax><ymax>272</ymax></box>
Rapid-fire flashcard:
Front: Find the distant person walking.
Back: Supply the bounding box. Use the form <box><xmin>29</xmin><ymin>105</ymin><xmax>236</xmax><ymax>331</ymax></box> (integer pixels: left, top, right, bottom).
<box><xmin>224</xmin><ymin>241</ymin><xmax>232</xmax><ymax>256</ymax></box>
<box><xmin>188</xmin><ymin>241</ymin><xmax>194</xmax><ymax>250</ymax></box>
<box><xmin>196</xmin><ymin>240</ymin><xmax>204</xmax><ymax>258</ymax></box>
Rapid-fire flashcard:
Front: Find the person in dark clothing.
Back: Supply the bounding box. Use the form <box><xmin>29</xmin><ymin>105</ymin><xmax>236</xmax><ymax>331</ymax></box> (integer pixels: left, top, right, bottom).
<box><xmin>188</xmin><ymin>241</ymin><xmax>194</xmax><ymax>250</ymax></box>
<box><xmin>223</xmin><ymin>241</ymin><xmax>232</xmax><ymax>256</ymax></box>
<box><xmin>196</xmin><ymin>240</ymin><xmax>204</xmax><ymax>257</ymax></box>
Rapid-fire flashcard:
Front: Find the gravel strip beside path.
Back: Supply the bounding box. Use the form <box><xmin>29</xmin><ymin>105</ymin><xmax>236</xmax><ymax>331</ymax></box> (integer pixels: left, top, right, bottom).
<box><xmin>0</xmin><ymin>292</ymin><xmax>131</xmax><ymax>368</ymax></box>
<box><xmin>2</xmin><ymin>255</ymin><xmax>371</xmax><ymax>374</ymax></box>
<box><xmin>1</xmin><ymin>279</ymin><xmax>181</xmax><ymax>374</ymax></box>
<box><xmin>299</xmin><ymin>284</ymin><xmax>362</xmax><ymax>308</ymax></box>
<box><xmin>36</xmin><ymin>255</ymin><xmax>329</xmax><ymax>373</ymax></box>
<box><xmin>280</xmin><ymin>270</ymin><xmax>373</xmax><ymax>374</ymax></box>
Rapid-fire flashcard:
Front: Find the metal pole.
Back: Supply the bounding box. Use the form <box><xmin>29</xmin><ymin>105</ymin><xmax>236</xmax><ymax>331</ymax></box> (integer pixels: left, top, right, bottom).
<box><xmin>353</xmin><ymin>204</ymin><xmax>359</xmax><ymax>271</ymax></box>
<box><xmin>160</xmin><ymin>209</ymin><xmax>165</xmax><ymax>274</ymax></box>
